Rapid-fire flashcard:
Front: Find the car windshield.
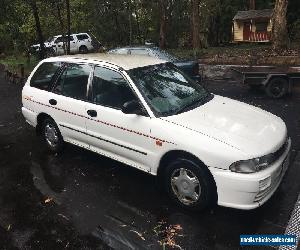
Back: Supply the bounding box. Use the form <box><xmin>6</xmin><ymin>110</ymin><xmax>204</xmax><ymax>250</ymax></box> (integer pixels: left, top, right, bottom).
<box><xmin>128</xmin><ymin>63</ymin><xmax>212</xmax><ymax>117</ymax></box>
<box><xmin>152</xmin><ymin>49</ymin><xmax>178</xmax><ymax>62</ymax></box>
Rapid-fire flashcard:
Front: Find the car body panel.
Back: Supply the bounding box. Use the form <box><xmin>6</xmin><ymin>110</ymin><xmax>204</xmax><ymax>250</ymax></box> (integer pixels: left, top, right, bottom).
<box><xmin>163</xmin><ymin>95</ymin><xmax>287</xmax><ymax>157</ymax></box>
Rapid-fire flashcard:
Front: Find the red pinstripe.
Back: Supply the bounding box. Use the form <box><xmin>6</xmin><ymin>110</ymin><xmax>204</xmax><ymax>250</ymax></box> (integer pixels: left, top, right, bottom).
<box><xmin>24</xmin><ymin>98</ymin><xmax>175</xmax><ymax>145</ymax></box>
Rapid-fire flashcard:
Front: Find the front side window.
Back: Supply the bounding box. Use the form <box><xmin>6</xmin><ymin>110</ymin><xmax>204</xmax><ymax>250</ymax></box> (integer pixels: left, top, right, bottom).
<box><xmin>53</xmin><ymin>63</ymin><xmax>92</xmax><ymax>100</ymax></box>
<box><xmin>92</xmin><ymin>66</ymin><xmax>137</xmax><ymax>109</ymax></box>
<box><xmin>55</xmin><ymin>37</ymin><xmax>63</xmax><ymax>43</ymax></box>
<box><xmin>128</xmin><ymin>63</ymin><xmax>212</xmax><ymax>116</ymax></box>
<box><xmin>55</xmin><ymin>36</ymin><xmax>74</xmax><ymax>43</ymax></box>
<box><xmin>30</xmin><ymin>62</ymin><xmax>62</xmax><ymax>90</ymax></box>
<box><xmin>77</xmin><ymin>34</ymin><xmax>89</xmax><ymax>41</ymax></box>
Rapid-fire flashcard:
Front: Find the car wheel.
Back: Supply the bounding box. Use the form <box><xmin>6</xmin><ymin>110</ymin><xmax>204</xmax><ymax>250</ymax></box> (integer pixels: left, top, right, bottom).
<box><xmin>79</xmin><ymin>45</ymin><xmax>88</xmax><ymax>54</ymax></box>
<box><xmin>265</xmin><ymin>77</ymin><xmax>288</xmax><ymax>98</ymax></box>
<box><xmin>164</xmin><ymin>158</ymin><xmax>216</xmax><ymax>211</ymax></box>
<box><xmin>42</xmin><ymin>118</ymin><xmax>64</xmax><ymax>152</ymax></box>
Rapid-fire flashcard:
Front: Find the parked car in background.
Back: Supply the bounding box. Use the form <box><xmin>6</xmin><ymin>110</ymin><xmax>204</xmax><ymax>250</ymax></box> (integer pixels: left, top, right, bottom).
<box><xmin>30</xmin><ymin>33</ymin><xmax>95</xmax><ymax>56</ymax></box>
<box><xmin>108</xmin><ymin>46</ymin><xmax>201</xmax><ymax>82</ymax></box>
<box><xmin>22</xmin><ymin>54</ymin><xmax>291</xmax><ymax>211</ymax></box>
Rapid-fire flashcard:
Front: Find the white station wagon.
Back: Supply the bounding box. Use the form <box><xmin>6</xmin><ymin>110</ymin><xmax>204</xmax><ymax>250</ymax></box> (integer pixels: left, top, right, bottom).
<box><xmin>22</xmin><ymin>54</ymin><xmax>291</xmax><ymax>210</ymax></box>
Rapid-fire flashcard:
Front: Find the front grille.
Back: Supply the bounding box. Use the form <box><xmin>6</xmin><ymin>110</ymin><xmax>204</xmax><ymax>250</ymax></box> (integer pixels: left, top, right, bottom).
<box><xmin>254</xmin><ymin>173</ymin><xmax>281</xmax><ymax>202</ymax></box>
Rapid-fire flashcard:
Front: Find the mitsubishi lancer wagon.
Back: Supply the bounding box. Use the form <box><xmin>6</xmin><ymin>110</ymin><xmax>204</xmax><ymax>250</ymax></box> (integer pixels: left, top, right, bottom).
<box><xmin>22</xmin><ymin>54</ymin><xmax>291</xmax><ymax>210</ymax></box>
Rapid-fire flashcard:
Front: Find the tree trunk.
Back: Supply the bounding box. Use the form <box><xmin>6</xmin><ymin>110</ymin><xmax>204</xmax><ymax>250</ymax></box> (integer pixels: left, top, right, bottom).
<box><xmin>133</xmin><ymin>0</ymin><xmax>142</xmax><ymax>43</ymax></box>
<box><xmin>66</xmin><ymin>0</ymin><xmax>71</xmax><ymax>54</ymax></box>
<box><xmin>55</xmin><ymin>1</ymin><xmax>66</xmax><ymax>54</ymax></box>
<box><xmin>159</xmin><ymin>0</ymin><xmax>167</xmax><ymax>49</ymax></box>
<box><xmin>192</xmin><ymin>0</ymin><xmax>200</xmax><ymax>49</ymax></box>
<box><xmin>28</xmin><ymin>0</ymin><xmax>46</xmax><ymax>59</ymax></box>
<box><xmin>127</xmin><ymin>1</ymin><xmax>133</xmax><ymax>45</ymax></box>
<box><xmin>272</xmin><ymin>0</ymin><xmax>288</xmax><ymax>51</ymax></box>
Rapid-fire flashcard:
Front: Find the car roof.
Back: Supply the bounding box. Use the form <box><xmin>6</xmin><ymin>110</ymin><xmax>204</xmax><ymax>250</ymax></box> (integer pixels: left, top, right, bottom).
<box><xmin>53</xmin><ymin>33</ymin><xmax>89</xmax><ymax>38</ymax></box>
<box><xmin>44</xmin><ymin>53</ymin><xmax>166</xmax><ymax>70</ymax></box>
<box><xmin>109</xmin><ymin>46</ymin><xmax>160</xmax><ymax>51</ymax></box>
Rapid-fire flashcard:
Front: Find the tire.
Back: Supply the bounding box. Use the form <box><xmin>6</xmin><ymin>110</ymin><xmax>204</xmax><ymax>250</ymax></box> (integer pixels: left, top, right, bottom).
<box><xmin>265</xmin><ymin>77</ymin><xmax>288</xmax><ymax>98</ymax></box>
<box><xmin>79</xmin><ymin>45</ymin><xmax>88</xmax><ymax>54</ymax></box>
<box><xmin>42</xmin><ymin>118</ymin><xmax>64</xmax><ymax>153</ymax></box>
<box><xmin>164</xmin><ymin>158</ymin><xmax>217</xmax><ymax>211</ymax></box>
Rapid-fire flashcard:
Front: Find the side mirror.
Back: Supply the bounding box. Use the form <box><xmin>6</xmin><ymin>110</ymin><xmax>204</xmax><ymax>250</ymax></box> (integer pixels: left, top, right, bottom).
<box><xmin>122</xmin><ymin>100</ymin><xmax>145</xmax><ymax>115</ymax></box>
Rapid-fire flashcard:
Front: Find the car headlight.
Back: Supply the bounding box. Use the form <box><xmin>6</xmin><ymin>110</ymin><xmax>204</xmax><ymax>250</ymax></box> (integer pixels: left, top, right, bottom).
<box><xmin>229</xmin><ymin>154</ymin><xmax>274</xmax><ymax>173</ymax></box>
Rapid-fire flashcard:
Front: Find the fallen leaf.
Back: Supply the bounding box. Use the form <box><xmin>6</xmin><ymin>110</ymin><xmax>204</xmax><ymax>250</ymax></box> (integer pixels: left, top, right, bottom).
<box><xmin>58</xmin><ymin>213</ymin><xmax>69</xmax><ymax>221</ymax></box>
<box><xmin>130</xmin><ymin>230</ymin><xmax>145</xmax><ymax>241</ymax></box>
<box><xmin>44</xmin><ymin>197</ymin><xmax>53</xmax><ymax>204</ymax></box>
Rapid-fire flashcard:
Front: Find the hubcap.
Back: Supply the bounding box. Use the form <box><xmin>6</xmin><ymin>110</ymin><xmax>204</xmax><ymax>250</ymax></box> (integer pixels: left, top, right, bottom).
<box><xmin>271</xmin><ymin>82</ymin><xmax>284</xmax><ymax>97</ymax></box>
<box><xmin>171</xmin><ymin>168</ymin><xmax>201</xmax><ymax>205</ymax></box>
<box><xmin>45</xmin><ymin>124</ymin><xmax>59</xmax><ymax>147</ymax></box>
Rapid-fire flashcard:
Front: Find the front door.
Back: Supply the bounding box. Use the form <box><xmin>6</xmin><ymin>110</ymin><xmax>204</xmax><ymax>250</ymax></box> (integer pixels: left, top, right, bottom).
<box><xmin>243</xmin><ymin>22</ymin><xmax>251</xmax><ymax>41</ymax></box>
<box><xmin>69</xmin><ymin>35</ymin><xmax>78</xmax><ymax>54</ymax></box>
<box><xmin>85</xmin><ymin>65</ymin><xmax>152</xmax><ymax>172</ymax></box>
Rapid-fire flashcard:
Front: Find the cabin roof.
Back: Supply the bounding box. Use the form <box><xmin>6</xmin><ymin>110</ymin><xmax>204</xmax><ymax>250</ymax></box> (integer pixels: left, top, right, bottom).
<box><xmin>233</xmin><ymin>9</ymin><xmax>273</xmax><ymax>21</ymax></box>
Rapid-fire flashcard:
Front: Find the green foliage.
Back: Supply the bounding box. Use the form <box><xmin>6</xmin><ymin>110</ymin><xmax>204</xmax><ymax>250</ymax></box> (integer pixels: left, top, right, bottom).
<box><xmin>0</xmin><ymin>0</ymin><xmax>299</xmax><ymax>54</ymax></box>
<box><xmin>0</xmin><ymin>54</ymin><xmax>39</xmax><ymax>74</ymax></box>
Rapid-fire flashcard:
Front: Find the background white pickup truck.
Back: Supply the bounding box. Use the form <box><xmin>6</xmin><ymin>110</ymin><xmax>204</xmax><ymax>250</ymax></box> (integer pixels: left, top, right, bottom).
<box><xmin>31</xmin><ymin>33</ymin><xmax>95</xmax><ymax>55</ymax></box>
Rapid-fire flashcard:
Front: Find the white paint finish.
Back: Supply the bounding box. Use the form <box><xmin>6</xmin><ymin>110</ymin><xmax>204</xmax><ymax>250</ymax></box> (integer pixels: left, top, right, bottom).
<box><xmin>53</xmin><ymin>54</ymin><xmax>166</xmax><ymax>70</ymax></box>
<box><xmin>211</xmin><ymin>139</ymin><xmax>291</xmax><ymax>209</ymax></box>
<box><xmin>22</xmin><ymin>56</ymin><xmax>292</xmax><ymax>210</ymax></box>
<box><xmin>48</xmin><ymin>93</ymin><xmax>89</xmax><ymax>145</ymax></box>
<box><xmin>85</xmin><ymin>103</ymin><xmax>154</xmax><ymax>172</ymax></box>
<box><xmin>163</xmin><ymin>95</ymin><xmax>287</xmax><ymax>157</ymax></box>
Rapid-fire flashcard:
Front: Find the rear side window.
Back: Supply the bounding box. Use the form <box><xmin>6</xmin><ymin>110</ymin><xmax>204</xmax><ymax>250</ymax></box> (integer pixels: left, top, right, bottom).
<box><xmin>77</xmin><ymin>34</ymin><xmax>89</xmax><ymax>41</ymax></box>
<box><xmin>30</xmin><ymin>62</ymin><xmax>62</xmax><ymax>90</ymax></box>
<box><xmin>53</xmin><ymin>63</ymin><xmax>92</xmax><ymax>100</ymax></box>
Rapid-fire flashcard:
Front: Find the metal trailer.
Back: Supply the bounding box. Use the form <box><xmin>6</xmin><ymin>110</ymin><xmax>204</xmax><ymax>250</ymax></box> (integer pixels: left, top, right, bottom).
<box><xmin>231</xmin><ymin>66</ymin><xmax>300</xmax><ymax>98</ymax></box>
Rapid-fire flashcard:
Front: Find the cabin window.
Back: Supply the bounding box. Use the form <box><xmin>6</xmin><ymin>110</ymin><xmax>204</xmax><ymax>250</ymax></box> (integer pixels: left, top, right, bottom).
<box><xmin>255</xmin><ymin>22</ymin><xmax>268</xmax><ymax>32</ymax></box>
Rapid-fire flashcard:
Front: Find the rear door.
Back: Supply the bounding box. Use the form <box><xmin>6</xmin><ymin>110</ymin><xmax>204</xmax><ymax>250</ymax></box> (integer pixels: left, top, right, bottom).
<box><xmin>49</xmin><ymin>63</ymin><xmax>93</xmax><ymax>147</ymax></box>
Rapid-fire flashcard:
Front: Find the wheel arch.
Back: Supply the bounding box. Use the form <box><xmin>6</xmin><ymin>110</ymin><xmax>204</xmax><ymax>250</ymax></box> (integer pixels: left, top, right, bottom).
<box><xmin>79</xmin><ymin>45</ymin><xmax>88</xmax><ymax>53</ymax></box>
<box><xmin>263</xmin><ymin>74</ymin><xmax>289</xmax><ymax>86</ymax></box>
<box><xmin>157</xmin><ymin>149</ymin><xmax>218</xmax><ymax>203</ymax></box>
<box><xmin>36</xmin><ymin>112</ymin><xmax>54</xmax><ymax>135</ymax></box>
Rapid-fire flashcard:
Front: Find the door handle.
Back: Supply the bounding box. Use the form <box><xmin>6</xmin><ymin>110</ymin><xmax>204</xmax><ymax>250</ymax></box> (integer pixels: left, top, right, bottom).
<box><xmin>87</xmin><ymin>110</ymin><xmax>97</xmax><ymax>117</ymax></box>
<box><xmin>49</xmin><ymin>99</ymin><xmax>57</xmax><ymax>105</ymax></box>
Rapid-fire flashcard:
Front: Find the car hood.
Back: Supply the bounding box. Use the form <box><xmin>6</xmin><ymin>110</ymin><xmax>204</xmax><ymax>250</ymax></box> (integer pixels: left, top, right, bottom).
<box><xmin>162</xmin><ymin>95</ymin><xmax>287</xmax><ymax>157</ymax></box>
<box><xmin>32</xmin><ymin>42</ymin><xmax>51</xmax><ymax>47</ymax></box>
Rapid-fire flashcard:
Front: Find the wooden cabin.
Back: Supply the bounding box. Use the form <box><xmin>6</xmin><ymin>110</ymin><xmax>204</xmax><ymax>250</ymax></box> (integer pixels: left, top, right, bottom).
<box><xmin>232</xmin><ymin>9</ymin><xmax>273</xmax><ymax>42</ymax></box>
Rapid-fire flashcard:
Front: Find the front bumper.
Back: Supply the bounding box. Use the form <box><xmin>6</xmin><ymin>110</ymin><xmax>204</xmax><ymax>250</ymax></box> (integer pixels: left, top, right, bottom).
<box><xmin>209</xmin><ymin>138</ymin><xmax>291</xmax><ymax>210</ymax></box>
